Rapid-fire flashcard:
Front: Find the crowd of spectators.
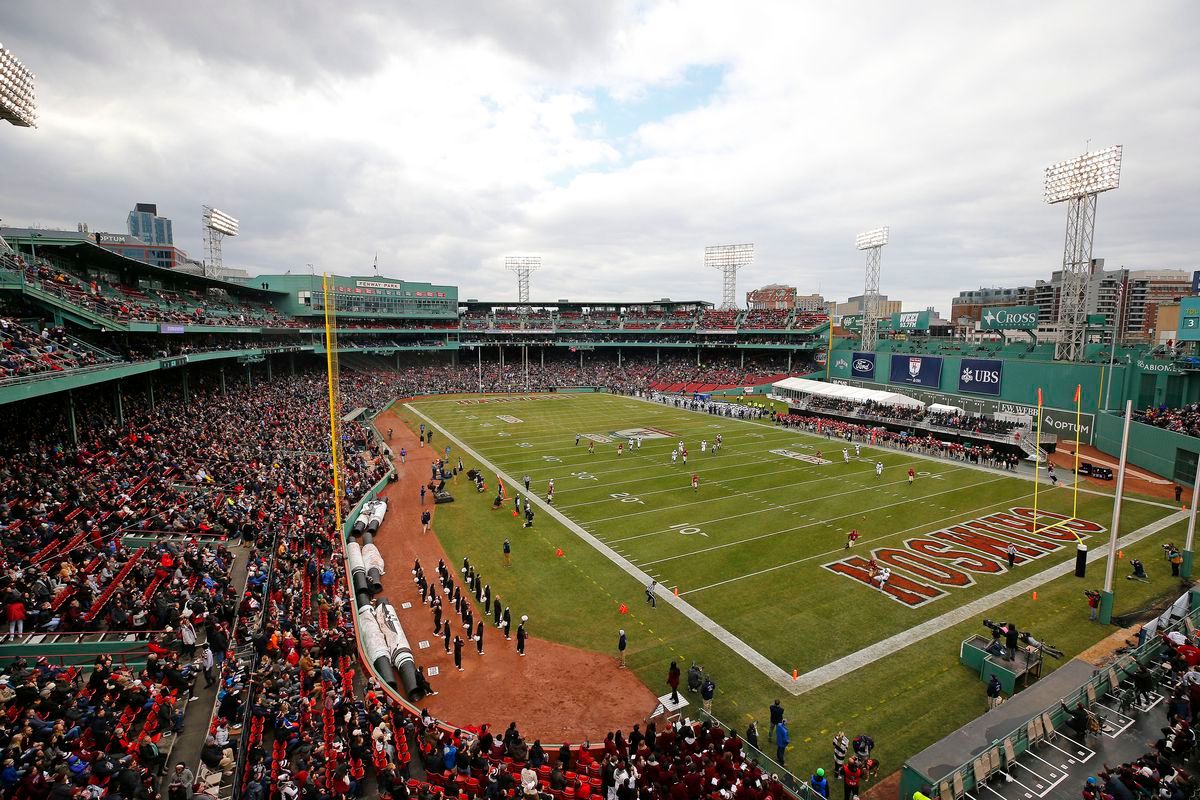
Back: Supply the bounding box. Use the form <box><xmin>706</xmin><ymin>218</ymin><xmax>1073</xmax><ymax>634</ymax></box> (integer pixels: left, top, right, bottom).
<box><xmin>1137</xmin><ymin>405</ymin><xmax>1200</xmax><ymax>438</ymax></box>
<box><xmin>0</xmin><ymin>365</ymin><xmax>399</xmax><ymax>800</ymax></box>
<box><xmin>777</xmin><ymin>413</ymin><xmax>1022</xmax><ymax>470</ymax></box>
<box><xmin>0</xmin><ymin>315</ymin><xmax>106</xmax><ymax>382</ymax></box>
<box><xmin>415</xmin><ymin>716</ymin><xmax>797</xmax><ymax>800</ymax></box>
<box><xmin>801</xmin><ymin>397</ymin><xmax>1019</xmax><ymax>437</ymax></box>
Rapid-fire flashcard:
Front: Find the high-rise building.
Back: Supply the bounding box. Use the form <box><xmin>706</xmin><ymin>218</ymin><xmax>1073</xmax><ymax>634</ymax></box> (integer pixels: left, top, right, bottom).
<box><xmin>127</xmin><ymin>203</ymin><xmax>173</xmax><ymax>246</ymax></box>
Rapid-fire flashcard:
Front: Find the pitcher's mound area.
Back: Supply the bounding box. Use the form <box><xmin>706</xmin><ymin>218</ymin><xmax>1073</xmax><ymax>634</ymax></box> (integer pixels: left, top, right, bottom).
<box><xmin>371</xmin><ymin>410</ymin><xmax>658</xmax><ymax>743</ymax></box>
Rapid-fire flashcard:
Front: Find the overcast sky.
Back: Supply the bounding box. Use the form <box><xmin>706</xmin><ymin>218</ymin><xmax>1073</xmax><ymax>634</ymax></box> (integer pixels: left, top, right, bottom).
<box><xmin>2</xmin><ymin>1</ymin><xmax>1197</xmax><ymax>313</ymax></box>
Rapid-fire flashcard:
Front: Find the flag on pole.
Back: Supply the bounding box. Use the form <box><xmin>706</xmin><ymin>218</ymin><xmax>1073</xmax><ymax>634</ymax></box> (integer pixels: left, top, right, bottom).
<box><xmin>1037</xmin><ymin>387</ymin><xmax>1043</xmax><ymax>407</ymax></box>
<box><xmin>1074</xmin><ymin>384</ymin><xmax>1081</xmax><ymax>403</ymax></box>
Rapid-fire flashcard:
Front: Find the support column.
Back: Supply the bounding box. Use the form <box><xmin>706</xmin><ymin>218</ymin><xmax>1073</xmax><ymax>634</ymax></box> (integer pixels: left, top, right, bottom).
<box><xmin>618</xmin><ymin>348</ymin><xmax>622</xmax><ymax>368</ymax></box>
<box><xmin>1183</xmin><ymin>477</ymin><xmax>1200</xmax><ymax>578</ymax></box>
<box><xmin>114</xmin><ymin>384</ymin><xmax>124</xmax><ymax>426</ymax></box>
<box><xmin>149</xmin><ymin>375</ymin><xmax>155</xmax><ymax>411</ymax></box>
<box><xmin>247</xmin><ymin>365</ymin><xmax>253</xmax><ymax>390</ymax></box>
<box><xmin>740</xmin><ymin>350</ymin><xmax>745</xmax><ymax>368</ymax></box>
<box><xmin>67</xmin><ymin>391</ymin><xmax>78</xmax><ymax>447</ymax></box>
<box><xmin>289</xmin><ymin>353</ymin><xmax>296</xmax><ymax>375</ymax></box>
<box><xmin>267</xmin><ymin>358</ymin><xmax>273</xmax><ymax>381</ymax></box>
<box><xmin>1099</xmin><ymin>400</ymin><xmax>1133</xmax><ymax>625</ymax></box>
<box><xmin>787</xmin><ymin>351</ymin><xmax>792</xmax><ymax>371</ymax></box>
<box><xmin>182</xmin><ymin>368</ymin><xmax>190</xmax><ymax>402</ymax></box>
<box><xmin>220</xmin><ymin>367</ymin><xmax>226</xmax><ymax>397</ymax></box>
<box><xmin>656</xmin><ymin>348</ymin><xmax>660</xmax><ymax>365</ymax></box>
<box><xmin>540</xmin><ymin>348</ymin><xmax>544</xmax><ymax>369</ymax></box>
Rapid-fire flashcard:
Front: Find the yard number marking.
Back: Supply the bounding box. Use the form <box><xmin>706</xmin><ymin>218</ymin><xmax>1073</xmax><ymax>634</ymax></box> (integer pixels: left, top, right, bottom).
<box><xmin>610</xmin><ymin>492</ymin><xmax>644</xmax><ymax>504</ymax></box>
<box><xmin>670</xmin><ymin>522</ymin><xmax>708</xmax><ymax>538</ymax></box>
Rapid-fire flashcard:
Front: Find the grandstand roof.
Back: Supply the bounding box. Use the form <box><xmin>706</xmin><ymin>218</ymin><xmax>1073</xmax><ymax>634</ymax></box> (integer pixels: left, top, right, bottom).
<box><xmin>771</xmin><ymin>376</ymin><xmax>924</xmax><ymax>408</ymax></box>
<box><xmin>459</xmin><ymin>299</ymin><xmax>713</xmax><ymax>311</ymax></box>
<box><xmin>2</xmin><ymin>227</ymin><xmax>283</xmax><ymax>298</ymax></box>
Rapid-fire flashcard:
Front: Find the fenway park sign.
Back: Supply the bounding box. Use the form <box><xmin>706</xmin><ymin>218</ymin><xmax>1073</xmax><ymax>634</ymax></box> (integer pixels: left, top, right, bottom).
<box><xmin>822</xmin><ymin>507</ymin><xmax>1104</xmax><ymax>607</ymax></box>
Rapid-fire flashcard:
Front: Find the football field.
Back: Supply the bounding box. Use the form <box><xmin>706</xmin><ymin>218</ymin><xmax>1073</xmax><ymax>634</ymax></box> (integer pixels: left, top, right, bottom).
<box><xmin>406</xmin><ymin>392</ymin><xmax>1180</xmax><ymax>690</ymax></box>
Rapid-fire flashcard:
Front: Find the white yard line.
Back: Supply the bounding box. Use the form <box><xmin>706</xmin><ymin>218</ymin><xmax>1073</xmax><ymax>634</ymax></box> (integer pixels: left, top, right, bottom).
<box><xmin>790</xmin><ymin>509</ymin><xmax>1188</xmax><ymax>694</ymax></box>
<box><xmin>639</xmin><ymin>476</ymin><xmax>1010</xmax><ymax>566</ymax></box>
<box><xmin>406</xmin><ymin>402</ymin><xmax>803</xmax><ymax>693</ymax></box>
<box><xmin>682</xmin><ymin>487</ymin><xmax>1051</xmax><ymax>594</ymax></box>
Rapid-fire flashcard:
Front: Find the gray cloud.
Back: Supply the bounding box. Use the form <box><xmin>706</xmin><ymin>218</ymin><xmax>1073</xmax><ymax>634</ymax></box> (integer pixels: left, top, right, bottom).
<box><xmin>0</xmin><ymin>1</ymin><xmax>1196</xmax><ymax>314</ymax></box>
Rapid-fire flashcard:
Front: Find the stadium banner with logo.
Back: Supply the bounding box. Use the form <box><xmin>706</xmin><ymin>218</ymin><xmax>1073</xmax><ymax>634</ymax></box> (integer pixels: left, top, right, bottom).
<box><xmin>890</xmin><ymin>310</ymin><xmax>930</xmax><ymax>332</ymax></box>
<box><xmin>1179</xmin><ymin>297</ymin><xmax>1200</xmax><ymax>342</ymax></box>
<box><xmin>851</xmin><ymin>352</ymin><xmax>876</xmax><ymax>380</ymax></box>
<box><xmin>979</xmin><ymin>305</ymin><xmax>1039</xmax><ymax>331</ymax></box>
<box><xmin>889</xmin><ymin>354</ymin><xmax>942</xmax><ymax>387</ymax></box>
<box><xmin>841</xmin><ymin>314</ymin><xmax>864</xmax><ymax>331</ymax></box>
<box><xmin>957</xmin><ymin>358</ymin><xmax>1003</xmax><ymax>395</ymax></box>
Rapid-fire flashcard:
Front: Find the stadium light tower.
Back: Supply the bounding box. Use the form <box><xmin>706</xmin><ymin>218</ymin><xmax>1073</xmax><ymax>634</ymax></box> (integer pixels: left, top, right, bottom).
<box><xmin>505</xmin><ymin>255</ymin><xmax>540</xmax><ymax>311</ymax></box>
<box><xmin>705</xmin><ymin>244</ymin><xmax>755</xmax><ymax>311</ymax></box>
<box><xmin>0</xmin><ymin>43</ymin><xmax>37</xmax><ymax>128</ymax></box>
<box><xmin>202</xmin><ymin>206</ymin><xmax>239</xmax><ymax>278</ymax></box>
<box><xmin>855</xmin><ymin>227</ymin><xmax>889</xmax><ymax>351</ymax></box>
<box><xmin>1044</xmin><ymin>145</ymin><xmax>1123</xmax><ymax>362</ymax></box>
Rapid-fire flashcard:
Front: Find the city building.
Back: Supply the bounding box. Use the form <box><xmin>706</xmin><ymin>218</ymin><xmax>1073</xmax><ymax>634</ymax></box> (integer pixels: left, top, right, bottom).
<box><xmin>835</xmin><ymin>294</ymin><xmax>901</xmax><ymax>319</ymax></box>
<box><xmin>126</xmin><ymin>203</ymin><xmax>173</xmax><ymax>246</ymax></box>
<box><xmin>746</xmin><ymin>284</ymin><xmax>797</xmax><ymax>309</ymax></box>
<box><xmin>794</xmin><ymin>293</ymin><xmax>831</xmax><ymax>313</ymax></box>
<box><xmin>1034</xmin><ymin>265</ymin><xmax>1192</xmax><ymax>343</ymax></box>
<box><xmin>950</xmin><ymin>285</ymin><xmax>1036</xmax><ymax>325</ymax></box>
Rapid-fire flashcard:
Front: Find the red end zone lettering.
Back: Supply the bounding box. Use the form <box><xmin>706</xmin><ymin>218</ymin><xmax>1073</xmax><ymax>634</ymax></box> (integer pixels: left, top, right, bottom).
<box><xmin>874</xmin><ymin>549</ymin><xmax>972</xmax><ymax>587</ymax></box>
<box><xmin>824</xmin><ymin>507</ymin><xmax>1106</xmax><ymax>605</ymax></box>
<box><xmin>906</xmin><ymin>539</ymin><xmax>1003</xmax><ymax>574</ymax></box>
<box><xmin>823</xmin><ymin>557</ymin><xmax>944</xmax><ymax>607</ymax></box>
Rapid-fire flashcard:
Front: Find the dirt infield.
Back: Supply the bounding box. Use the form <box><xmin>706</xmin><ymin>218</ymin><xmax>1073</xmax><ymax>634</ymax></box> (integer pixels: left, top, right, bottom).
<box><xmin>368</xmin><ymin>408</ymin><xmax>658</xmax><ymax>743</ymax></box>
<box><xmin>1050</xmin><ymin>442</ymin><xmax>1189</xmax><ymax>504</ymax></box>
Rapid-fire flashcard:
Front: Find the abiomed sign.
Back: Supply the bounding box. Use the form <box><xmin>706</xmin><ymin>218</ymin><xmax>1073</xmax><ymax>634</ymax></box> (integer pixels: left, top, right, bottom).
<box><xmin>980</xmin><ymin>305</ymin><xmax>1040</xmax><ymax>331</ymax></box>
<box><xmin>823</xmin><ymin>508</ymin><xmax>1103</xmax><ymax>607</ymax></box>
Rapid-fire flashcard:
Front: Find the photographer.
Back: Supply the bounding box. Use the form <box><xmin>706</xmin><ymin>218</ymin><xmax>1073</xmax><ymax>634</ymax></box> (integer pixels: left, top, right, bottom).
<box><xmin>1085</xmin><ymin>590</ymin><xmax>1102</xmax><ymax>622</ymax></box>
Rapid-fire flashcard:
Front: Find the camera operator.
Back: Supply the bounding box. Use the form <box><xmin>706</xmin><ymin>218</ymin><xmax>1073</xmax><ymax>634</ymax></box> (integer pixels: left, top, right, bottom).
<box><xmin>1019</xmin><ymin>631</ymin><xmax>1064</xmax><ymax>660</ymax></box>
<box><xmin>1085</xmin><ymin>590</ymin><xmax>1101</xmax><ymax>622</ymax></box>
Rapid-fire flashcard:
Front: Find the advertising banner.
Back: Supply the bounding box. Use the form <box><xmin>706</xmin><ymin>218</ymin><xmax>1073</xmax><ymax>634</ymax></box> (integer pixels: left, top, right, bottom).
<box><xmin>850</xmin><ymin>352</ymin><xmax>876</xmax><ymax>380</ymax></box>
<box><xmin>980</xmin><ymin>305</ymin><xmax>1040</xmax><ymax>330</ymax></box>
<box><xmin>889</xmin><ymin>354</ymin><xmax>942</xmax><ymax>387</ymax></box>
<box><xmin>1180</xmin><ymin>297</ymin><xmax>1200</xmax><ymax>342</ymax></box>
<box><xmin>891</xmin><ymin>310</ymin><xmax>931</xmax><ymax>332</ymax></box>
<box><xmin>957</xmin><ymin>358</ymin><xmax>1003</xmax><ymax>395</ymax></box>
<box><xmin>841</xmin><ymin>314</ymin><xmax>864</xmax><ymax>331</ymax></box>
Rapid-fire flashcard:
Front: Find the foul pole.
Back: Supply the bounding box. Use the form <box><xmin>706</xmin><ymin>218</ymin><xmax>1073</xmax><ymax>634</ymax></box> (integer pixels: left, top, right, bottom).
<box><xmin>1072</xmin><ymin>384</ymin><xmax>1083</xmax><ymax>521</ymax></box>
<box><xmin>1032</xmin><ymin>388</ymin><xmax>1043</xmax><ymax>531</ymax></box>
<box><xmin>323</xmin><ymin>274</ymin><xmax>344</xmax><ymax>532</ymax></box>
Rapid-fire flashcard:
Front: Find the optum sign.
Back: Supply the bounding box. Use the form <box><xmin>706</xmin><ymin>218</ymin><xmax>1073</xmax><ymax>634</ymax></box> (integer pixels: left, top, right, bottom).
<box><xmin>980</xmin><ymin>305</ymin><xmax>1040</xmax><ymax>331</ymax></box>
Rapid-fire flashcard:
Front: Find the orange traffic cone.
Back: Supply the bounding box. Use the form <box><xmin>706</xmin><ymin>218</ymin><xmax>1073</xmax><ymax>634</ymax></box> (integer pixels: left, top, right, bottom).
<box><xmin>619</xmin><ymin>603</ymin><xmax>628</xmax><ymax>615</ymax></box>
<box><xmin>555</xmin><ymin>547</ymin><xmax>564</xmax><ymax>558</ymax></box>
<box><xmin>673</xmin><ymin>587</ymin><xmax>679</xmax><ymax>597</ymax></box>
<box><xmin>512</xmin><ymin>510</ymin><xmax>518</xmax><ymax>517</ymax></box>
<box><xmin>792</xmin><ymin>669</ymin><xmax>799</xmax><ymax>680</ymax></box>
<box><xmin>1118</xmin><ymin>550</ymin><xmax>1124</xmax><ymax>559</ymax></box>
<box><xmin>1031</xmin><ymin>591</ymin><xmax>1037</xmax><ymax>601</ymax></box>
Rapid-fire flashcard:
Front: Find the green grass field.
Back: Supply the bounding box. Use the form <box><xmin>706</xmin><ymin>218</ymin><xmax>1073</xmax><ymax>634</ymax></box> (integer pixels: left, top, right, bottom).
<box><xmin>398</xmin><ymin>392</ymin><xmax>1186</xmax><ymax>779</ymax></box>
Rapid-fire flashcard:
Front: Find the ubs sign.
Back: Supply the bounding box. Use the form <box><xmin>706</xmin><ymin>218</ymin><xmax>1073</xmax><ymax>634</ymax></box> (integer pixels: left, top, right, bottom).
<box><xmin>957</xmin><ymin>358</ymin><xmax>1003</xmax><ymax>396</ymax></box>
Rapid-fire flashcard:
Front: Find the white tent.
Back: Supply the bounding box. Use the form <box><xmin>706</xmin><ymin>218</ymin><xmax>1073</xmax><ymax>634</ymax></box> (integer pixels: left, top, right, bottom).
<box><xmin>928</xmin><ymin>403</ymin><xmax>966</xmax><ymax>416</ymax></box>
<box><xmin>770</xmin><ymin>377</ymin><xmax>924</xmax><ymax>409</ymax></box>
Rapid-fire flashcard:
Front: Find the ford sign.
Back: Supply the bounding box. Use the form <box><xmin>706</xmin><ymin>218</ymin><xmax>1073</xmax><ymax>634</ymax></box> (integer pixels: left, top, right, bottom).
<box><xmin>851</xmin><ymin>352</ymin><xmax>875</xmax><ymax>380</ymax></box>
